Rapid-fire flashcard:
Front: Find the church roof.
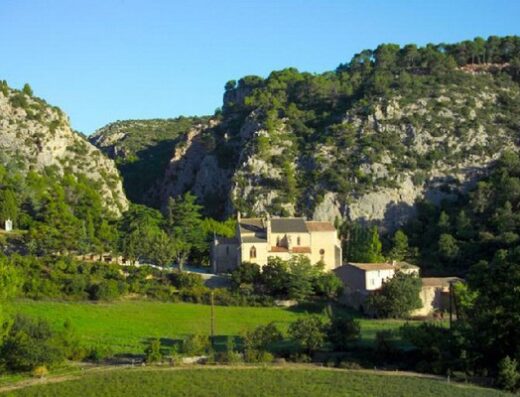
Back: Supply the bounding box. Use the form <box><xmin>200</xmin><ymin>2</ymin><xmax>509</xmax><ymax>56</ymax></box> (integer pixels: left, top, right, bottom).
<box><xmin>242</xmin><ymin>235</ymin><xmax>267</xmax><ymax>243</ymax></box>
<box><xmin>239</xmin><ymin>218</ymin><xmax>265</xmax><ymax>234</ymax></box>
<box><xmin>271</xmin><ymin>218</ymin><xmax>308</xmax><ymax>233</ymax></box>
<box><xmin>306</xmin><ymin>221</ymin><xmax>336</xmax><ymax>232</ymax></box>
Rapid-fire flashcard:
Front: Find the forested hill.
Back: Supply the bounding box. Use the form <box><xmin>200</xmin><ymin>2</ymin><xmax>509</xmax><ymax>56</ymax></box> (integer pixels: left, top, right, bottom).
<box><xmin>0</xmin><ymin>81</ymin><xmax>128</xmax><ymax>216</ymax></box>
<box><xmin>91</xmin><ymin>36</ymin><xmax>520</xmax><ymax>229</ymax></box>
<box><xmin>89</xmin><ymin>117</ymin><xmax>212</xmax><ymax>204</ymax></box>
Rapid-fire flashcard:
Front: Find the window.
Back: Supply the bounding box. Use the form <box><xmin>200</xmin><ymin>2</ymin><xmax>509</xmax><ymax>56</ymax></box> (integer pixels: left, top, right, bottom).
<box><xmin>250</xmin><ymin>246</ymin><xmax>256</xmax><ymax>259</ymax></box>
<box><xmin>276</xmin><ymin>236</ymin><xmax>280</xmax><ymax>246</ymax></box>
<box><xmin>226</xmin><ymin>246</ymin><xmax>230</xmax><ymax>256</ymax></box>
<box><xmin>297</xmin><ymin>236</ymin><xmax>301</xmax><ymax>246</ymax></box>
<box><xmin>319</xmin><ymin>249</ymin><xmax>325</xmax><ymax>255</ymax></box>
<box><xmin>371</xmin><ymin>279</ymin><xmax>375</xmax><ymax>286</ymax></box>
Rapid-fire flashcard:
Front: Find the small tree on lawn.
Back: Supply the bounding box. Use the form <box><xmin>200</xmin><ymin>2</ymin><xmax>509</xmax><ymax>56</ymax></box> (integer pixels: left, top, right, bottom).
<box><xmin>145</xmin><ymin>339</ymin><xmax>163</xmax><ymax>363</ymax></box>
<box><xmin>327</xmin><ymin>316</ymin><xmax>360</xmax><ymax>351</ymax></box>
<box><xmin>366</xmin><ymin>271</ymin><xmax>422</xmax><ymax>318</ymax></box>
<box><xmin>288</xmin><ymin>316</ymin><xmax>326</xmax><ymax>356</ymax></box>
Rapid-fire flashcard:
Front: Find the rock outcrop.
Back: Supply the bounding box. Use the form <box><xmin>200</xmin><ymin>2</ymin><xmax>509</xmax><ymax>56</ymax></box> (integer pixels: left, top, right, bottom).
<box><xmin>0</xmin><ymin>84</ymin><xmax>128</xmax><ymax>215</ymax></box>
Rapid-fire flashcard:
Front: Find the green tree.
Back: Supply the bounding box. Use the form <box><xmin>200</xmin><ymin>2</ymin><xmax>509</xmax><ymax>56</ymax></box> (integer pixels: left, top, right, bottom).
<box><xmin>22</xmin><ymin>83</ymin><xmax>33</xmax><ymax>96</ymax></box>
<box><xmin>242</xmin><ymin>322</ymin><xmax>282</xmax><ymax>352</ymax></box>
<box><xmin>388</xmin><ymin>229</ymin><xmax>410</xmax><ymax>261</ymax></box>
<box><xmin>259</xmin><ymin>257</ymin><xmax>290</xmax><ymax>297</ymax></box>
<box><xmin>287</xmin><ymin>256</ymin><xmax>320</xmax><ymax>301</ymax></box>
<box><xmin>346</xmin><ymin>224</ymin><xmax>384</xmax><ymax>263</ymax></box>
<box><xmin>438</xmin><ymin>233</ymin><xmax>459</xmax><ymax>260</ymax></box>
<box><xmin>0</xmin><ymin>189</ymin><xmax>19</xmax><ymax>224</ymax></box>
<box><xmin>314</xmin><ymin>273</ymin><xmax>343</xmax><ymax>299</ymax></box>
<box><xmin>0</xmin><ymin>256</ymin><xmax>20</xmax><ymax>338</ymax></box>
<box><xmin>366</xmin><ymin>272</ymin><xmax>422</xmax><ymax>318</ymax></box>
<box><xmin>166</xmin><ymin>193</ymin><xmax>204</xmax><ymax>270</ymax></box>
<box><xmin>467</xmin><ymin>249</ymin><xmax>520</xmax><ymax>369</ymax></box>
<box><xmin>231</xmin><ymin>262</ymin><xmax>261</xmax><ymax>288</ymax></box>
<box><xmin>288</xmin><ymin>316</ymin><xmax>326</xmax><ymax>355</ymax></box>
<box><xmin>149</xmin><ymin>231</ymin><xmax>176</xmax><ymax>268</ymax></box>
<box><xmin>327</xmin><ymin>316</ymin><xmax>360</xmax><ymax>351</ymax></box>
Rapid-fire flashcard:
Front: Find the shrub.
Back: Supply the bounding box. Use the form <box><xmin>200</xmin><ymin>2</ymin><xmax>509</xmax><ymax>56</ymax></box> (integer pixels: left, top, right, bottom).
<box><xmin>87</xmin><ymin>345</ymin><xmax>114</xmax><ymax>363</ymax></box>
<box><xmin>244</xmin><ymin>349</ymin><xmax>274</xmax><ymax>364</ymax></box>
<box><xmin>145</xmin><ymin>339</ymin><xmax>163</xmax><ymax>363</ymax></box>
<box><xmin>231</xmin><ymin>262</ymin><xmax>261</xmax><ymax>287</ymax></box>
<box><xmin>181</xmin><ymin>334</ymin><xmax>210</xmax><ymax>356</ymax></box>
<box><xmin>338</xmin><ymin>361</ymin><xmax>362</xmax><ymax>370</ymax></box>
<box><xmin>243</xmin><ymin>322</ymin><xmax>283</xmax><ymax>352</ymax></box>
<box><xmin>0</xmin><ymin>314</ymin><xmax>67</xmax><ymax>371</ymax></box>
<box><xmin>288</xmin><ymin>316</ymin><xmax>326</xmax><ymax>355</ymax></box>
<box><xmin>496</xmin><ymin>356</ymin><xmax>520</xmax><ymax>392</ymax></box>
<box><xmin>168</xmin><ymin>271</ymin><xmax>204</xmax><ymax>289</ymax></box>
<box><xmin>32</xmin><ymin>366</ymin><xmax>48</xmax><ymax>378</ymax></box>
<box><xmin>88</xmin><ymin>280</ymin><xmax>124</xmax><ymax>301</ymax></box>
<box><xmin>327</xmin><ymin>316</ymin><xmax>360</xmax><ymax>351</ymax></box>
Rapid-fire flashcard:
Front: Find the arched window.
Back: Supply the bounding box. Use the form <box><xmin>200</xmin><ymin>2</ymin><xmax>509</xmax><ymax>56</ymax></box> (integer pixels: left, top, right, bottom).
<box><xmin>297</xmin><ymin>236</ymin><xmax>301</xmax><ymax>246</ymax></box>
<box><xmin>250</xmin><ymin>246</ymin><xmax>257</xmax><ymax>259</ymax></box>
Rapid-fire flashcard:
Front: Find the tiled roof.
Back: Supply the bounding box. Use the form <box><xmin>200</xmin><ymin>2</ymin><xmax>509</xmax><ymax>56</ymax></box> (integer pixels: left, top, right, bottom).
<box><xmin>271</xmin><ymin>218</ymin><xmax>308</xmax><ymax>233</ymax></box>
<box><xmin>348</xmin><ymin>262</ymin><xmax>396</xmax><ymax>271</ymax></box>
<box><xmin>306</xmin><ymin>221</ymin><xmax>336</xmax><ymax>232</ymax></box>
<box><xmin>239</xmin><ymin>218</ymin><xmax>265</xmax><ymax>234</ymax></box>
<box><xmin>422</xmin><ymin>277</ymin><xmax>463</xmax><ymax>287</ymax></box>
<box><xmin>242</xmin><ymin>235</ymin><xmax>267</xmax><ymax>243</ymax></box>
<box><xmin>292</xmin><ymin>246</ymin><xmax>311</xmax><ymax>254</ymax></box>
<box><xmin>269</xmin><ymin>246</ymin><xmax>288</xmax><ymax>252</ymax></box>
<box><xmin>269</xmin><ymin>246</ymin><xmax>312</xmax><ymax>254</ymax></box>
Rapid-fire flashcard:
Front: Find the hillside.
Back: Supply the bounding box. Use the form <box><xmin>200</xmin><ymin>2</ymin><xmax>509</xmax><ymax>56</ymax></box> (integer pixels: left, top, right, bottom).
<box><xmin>0</xmin><ymin>82</ymin><xmax>128</xmax><ymax>215</ymax></box>
<box><xmin>90</xmin><ymin>116</ymin><xmax>211</xmax><ymax>204</ymax></box>
<box><xmin>90</xmin><ymin>36</ymin><xmax>520</xmax><ymax>228</ymax></box>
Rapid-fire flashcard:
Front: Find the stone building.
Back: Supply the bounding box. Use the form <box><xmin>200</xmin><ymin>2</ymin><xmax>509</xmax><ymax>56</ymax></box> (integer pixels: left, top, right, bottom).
<box><xmin>211</xmin><ymin>215</ymin><xmax>342</xmax><ymax>273</ymax></box>
<box><xmin>333</xmin><ymin>261</ymin><xmax>420</xmax><ymax>310</ymax></box>
<box><xmin>412</xmin><ymin>277</ymin><xmax>464</xmax><ymax>317</ymax></box>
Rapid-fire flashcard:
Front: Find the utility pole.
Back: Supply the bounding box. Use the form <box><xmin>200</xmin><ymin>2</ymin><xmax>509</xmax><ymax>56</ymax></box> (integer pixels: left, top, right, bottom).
<box><xmin>448</xmin><ymin>282</ymin><xmax>453</xmax><ymax>330</ymax></box>
<box><xmin>210</xmin><ymin>291</ymin><xmax>215</xmax><ymax>348</ymax></box>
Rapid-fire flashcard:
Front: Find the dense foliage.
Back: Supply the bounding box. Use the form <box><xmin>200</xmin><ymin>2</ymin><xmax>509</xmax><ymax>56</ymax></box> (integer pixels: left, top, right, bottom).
<box><xmin>231</xmin><ymin>256</ymin><xmax>343</xmax><ymax>301</ymax></box>
<box><xmin>366</xmin><ymin>272</ymin><xmax>422</xmax><ymax>318</ymax></box>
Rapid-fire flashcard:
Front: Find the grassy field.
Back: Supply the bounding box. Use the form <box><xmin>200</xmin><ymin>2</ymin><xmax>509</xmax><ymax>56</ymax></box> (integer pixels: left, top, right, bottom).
<box><xmin>15</xmin><ymin>300</ymin><xmax>415</xmax><ymax>354</ymax></box>
<box><xmin>1</xmin><ymin>367</ymin><xmax>508</xmax><ymax>397</ymax></box>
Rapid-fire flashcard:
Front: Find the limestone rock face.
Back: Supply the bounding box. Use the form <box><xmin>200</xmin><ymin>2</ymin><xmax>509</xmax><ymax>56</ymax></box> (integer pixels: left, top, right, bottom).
<box><xmin>0</xmin><ymin>87</ymin><xmax>128</xmax><ymax>216</ymax></box>
<box><xmin>91</xmin><ymin>71</ymin><xmax>519</xmax><ymax>230</ymax></box>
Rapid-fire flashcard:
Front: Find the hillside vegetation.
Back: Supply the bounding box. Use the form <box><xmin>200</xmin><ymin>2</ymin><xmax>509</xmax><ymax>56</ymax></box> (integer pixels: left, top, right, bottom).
<box><xmin>0</xmin><ymin>81</ymin><xmax>128</xmax><ymax>215</ymax></box>
<box><xmin>90</xmin><ymin>36</ymin><xmax>520</xmax><ymax>227</ymax></box>
<box><xmin>90</xmin><ymin>117</ymin><xmax>211</xmax><ymax>205</ymax></box>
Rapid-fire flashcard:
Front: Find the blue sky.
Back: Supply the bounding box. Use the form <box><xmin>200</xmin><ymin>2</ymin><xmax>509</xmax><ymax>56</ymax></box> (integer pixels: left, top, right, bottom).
<box><xmin>1</xmin><ymin>0</ymin><xmax>519</xmax><ymax>134</ymax></box>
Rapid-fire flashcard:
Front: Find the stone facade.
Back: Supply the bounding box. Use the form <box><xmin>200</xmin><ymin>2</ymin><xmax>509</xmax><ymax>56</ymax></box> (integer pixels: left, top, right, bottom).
<box><xmin>211</xmin><ymin>216</ymin><xmax>342</xmax><ymax>273</ymax></box>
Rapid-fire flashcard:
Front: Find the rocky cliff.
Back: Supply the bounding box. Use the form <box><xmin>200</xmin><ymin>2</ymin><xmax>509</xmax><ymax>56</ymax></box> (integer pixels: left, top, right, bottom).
<box><xmin>0</xmin><ymin>82</ymin><xmax>128</xmax><ymax>215</ymax></box>
<box><xmin>90</xmin><ymin>38</ymin><xmax>520</xmax><ymax>229</ymax></box>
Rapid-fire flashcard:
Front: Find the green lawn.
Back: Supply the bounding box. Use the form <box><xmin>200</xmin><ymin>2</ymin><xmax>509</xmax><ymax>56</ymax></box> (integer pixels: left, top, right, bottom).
<box><xmin>2</xmin><ymin>367</ymin><xmax>508</xmax><ymax>397</ymax></box>
<box><xmin>14</xmin><ymin>300</ymin><xmax>418</xmax><ymax>354</ymax></box>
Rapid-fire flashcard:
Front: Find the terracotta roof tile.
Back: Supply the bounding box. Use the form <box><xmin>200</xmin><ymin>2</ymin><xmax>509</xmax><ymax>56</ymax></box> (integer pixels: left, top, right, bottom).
<box><xmin>305</xmin><ymin>221</ymin><xmax>336</xmax><ymax>232</ymax></box>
